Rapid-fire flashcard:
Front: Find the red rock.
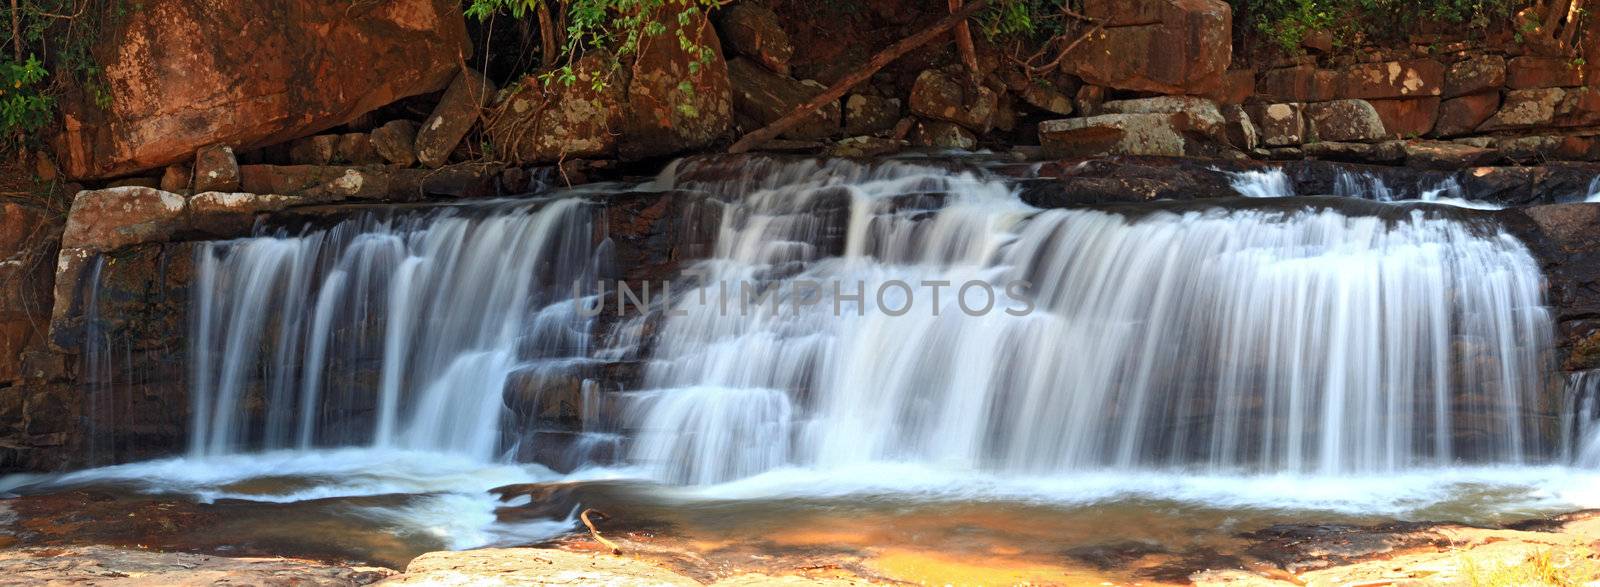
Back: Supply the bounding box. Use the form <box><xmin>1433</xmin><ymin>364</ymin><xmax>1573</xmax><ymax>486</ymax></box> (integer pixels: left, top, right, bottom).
<box><xmin>1246</xmin><ymin>103</ymin><xmax>1305</xmax><ymax>147</ymax></box>
<box><xmin>620</xmin><ymin>10</ymin><xmax>732</xmax><ymax>160</ymax></box>
<box><xmin>1306</xmin><ymin>100</ymin><xmax>1386</xmax><ymax>142</ymax></box>
<box><xmin>335</xmin><ymin>134</ymin><xmax>383</xmax><ymax>165</ymax></box>
<box><xmin>60</xmin><ymin>187</ymin><xmax>188</xmax><ymax>252</ymax></box>
<box><xmin>1479</xmin><ymin>88</ymin><xmax>1564</xmax><ymax>131</ymax></box>
<box><xmin>158</xmin><ymin>163</ymin><xmax>191</xmax><ymax>193</ymax></box>
<box><xmin>192</xmin><ymin>145</ymin><xmax>239</xmax><ymax>193</ymax></box>
<box><xmin>1257</xmin><ymin>65</ymin><xmax>1337</xmax><ymax>102</ymax></box>
<box><xmin>717</xmin><ymin>4</ymin><xmax>792</xmax><ymax>76</ymax></box>
<box><xmin>1207</xmin><ymin>70</ymin><xmax>1255</xmax><ymax>106</ymax></box>
<box><xmin>1339</xmin><ymin>59</ymin><xmax>1444</xmax><ymax>99</ymax></box>
<box><xmin>1433</xmin><ymin>92</ymin><xmax>1502</xmax><ymax>137</ymax></box>
<box><xmin>50</xmin><ymin>0</ymin><xmax>469</xmax><ymax>180</ymax></box>
<box><xmin>1403</xmin><ymin>140</ymin><xmax>1500</xmax><ymax>169</ymax></box>
<box><xmin>371</xmin><ymin>121</ymin><xmax>420</xmax><ymax>166</ymax></box>
<box><xmin>1076</xmin><ymin>85</ymin><xmax>1106</xmax><ymax>116</ymax></box>
<box><xmin>1064</xmin><ymin>0</ymin><xmax>1232</xmax><ymax>95</ymax></box>
<box><xmin>1556</xmin><ymin>135</ymin><xmax>1600</xmax><ymax>161</ymax></box>
<box><xmin>416</xmin><ymin>69</ymin><xmax>497</xmax><ymax>168</ymax></box>
<box><xmin>910</xmin><ymin>68</ymin><xmax>998</xmax><ymax>132</ymax></box>
<box><xmin>1367</xmin><ymin>98</ymin><xmax>1439</xmax><ymax>138</ymax></box>
<box><xmin>1507</xmin><ymin>56</ymin><xmax>1585</xmax><ymax>89</ymax></box>
<box><xmin>1444</xmin><ymin>55</ymin><xmax>1506</xmax><ymax>98</ymax></box>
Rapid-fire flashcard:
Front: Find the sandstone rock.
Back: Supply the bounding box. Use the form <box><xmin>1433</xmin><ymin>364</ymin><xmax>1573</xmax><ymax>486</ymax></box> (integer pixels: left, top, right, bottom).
<box><xmin>61</xmin><ymin>187</ymin><xmax>188</xmax><ymax>252</ymax></box>
<box><xmin>1434</xmin><ymin>92</ymin><xmax>1502</xmax><ymax>137</ymax></box>
<box><xmin>1248</xmin><ymin>103</ymin><xmax>1304</xmax><ymax>147</ymax></box>
<box><xmin>620</xmin><ymin>10</ymin><xmax>732</xmax><ymax>160</ymax></box>
<box><xmin>1076</xmin><ymin>85</ymin><xmax>1106</xmax><ymax>116</ymax></box>
<box><xmin>1444</xmin><ymin>55</ymin><xmax>1506</xmax><ymax>98</ymax></box>
<box><xmin>158</xmin><ymin>163</ymin><xmax>191</xmax><ymax>193</ymax></box>
<box><xmin>336</xmin><ymin>133</ymin><xmax>383</xmax><ymax>165</ymax></box>
<box><xmin>487</xmin><ymin>52</ymin><xmax>626</xmax><ymax>162</ymax></box>
<box><xmin>0</xmin><ymin>545</ymin><xmax>392</xmax><ymax>586</ymax></box>
<box><xmin>1306</xmin><ymin>100</ymin><xmax>1386</xmax><ymax>142</ymax></box>
<box><xmin>727</xmin><ymin>57</ymin><xmax>839</xmax><ymax>140</ymax></box>
<box><xmin>1099</xmin><ymin>96</ymin><xmax>1226</xmax><ymax>142</ymax></box>
<box><xmin>50</xmin><ymin>0</ymin><xmax>469</xmax><ymax>180</ymax></box>
<box><xmin>910</xmin><ymin>69</ymin><xmax>998</xmax><ymax>132</ymax></box>
<box><xmin>1038</xmin><ymin>113</ymin><xmax>1187</xmax><ymax>158</ymax></box>
<box><xmin>1404</xmin><ymin>140</ymin><xmax>1501</xmax><ymax>169</ymax></box>
<box><xmin>717</xmin><ymin>4</ymin><xmax>793</xmax><ymax>76</ymax></box>
<box><xmin>1257</xmin><ymin>65</ymin><xmax>1332</xmax><ymax>102</ymax></box>
<box><xmin>1367</xmin><ymin>97</ymin><xmax>1439</xmax><ymax>138</ymax></box>
<box><xmin>1013</xmin><ymin>80</ymin><xmax>1076</xmax><ymax>116</ymax></box>
<box><xmin>1340</xmin><ymin>59</ymin><xmax>1444</xmax><ymax>99</ymax></box>
<box><xmin>417</xmin><ymin>68</ymin><xmax>497</xmax><ymax>168</ymax></box>
<box><xmin>1065</xmin><ymin>0</ymin><xmax>1232</xmax><ymax>95</ymax></box>
<box><xmin>1556</xmin><ymin>87</ymin><xmax>1600</xmax><ymax>127</ymax></box>
<box><xmin>1479</xmin><ymin>88</ymin><xmax>1564</xmax><ymax>131</ymax></box>
<box><xmin>189</xmin><ymin>191</ymin><xmax>306</xmax><ymax>235</ymax></box>
<box><xmin>371</xmin><ymin>120</ymin><xmax>420</xmax><ymax>166</ymax></box>
<box><xmin>844</xmin><ymin>94</ymin><xmax>901</xmax><ymax>135</ymax></box>
<box><xmin>910</xmin><ymin>120</ymin><xmax>977</xmax><ymax>150</ymax></box>
<box><xmin>1498</xmin><ymin>135</ymin><xmax>1564</xmax><ymax>162</ymax></box>
<box><xmin>191</xmin><ymin>145</ymin><xmax>239</xmax><ymax>193</ymax></box>
<box><xmin>106</xmin><ymin>177</ymin><xmax>161</xmax><ymax>189</ymax></box>
<box><xmin>1222</xmin><ymin>105</ymin><xmax>1258</xmax><ymax>151</ymax></box>
<box><xmin>1210</xmin><ymin>69</ymin><xmax>1256</xmax><ymax>106</ymax></box>
<box><xmin>288</xmin><ymin>135</ymin><xmax>339</xmax><ymax>165</ymax></box>
<box><xmin>0</xmin><ymin>203</ymin><xmax>56</xmax><ymax>383</ymax></box>
<box><xmin>1302</xmin><ymin>140</ymin><xmax>1406</xmax><ymax>164</ymax></box>
<box><xmin>1557</xmin><ymin>135</ymin><xmax>1600</xmax><ymax>161</ymax></box>
<box><xmin>1507</xmin><ymin>56</ymin><xmax>1585</xmax><ymax>89</ymax></box>
<box><xmin>828</xmin><ymin>136</ymin><xmax>909</xmax><ymax>158</ymax></box>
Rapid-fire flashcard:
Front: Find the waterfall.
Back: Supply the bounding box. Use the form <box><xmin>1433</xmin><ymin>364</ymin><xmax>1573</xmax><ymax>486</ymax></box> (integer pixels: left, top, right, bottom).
<box><xmin>1585</xmin><ymin>176</ymin><xmax>1600</xmax><ymax>203</ymax></box>
<box><xmin>623</xmin><ymin>157</ymin><xmax>1552</xmax><ymax>484</ymax></box>
<box><xmin>1228</xmin><ymin>168</ymin><xmax>1294</xmax><ymax>198</ymax></box>
<box><xmin>1567</xmin><ymin>371</ymin><xmax>1600</xmax><ymax>467</ymax></box>
<box><xmin>187</xmin><ymin>198</ymin><xmax>597</xmax><ymax>460</ymax></box>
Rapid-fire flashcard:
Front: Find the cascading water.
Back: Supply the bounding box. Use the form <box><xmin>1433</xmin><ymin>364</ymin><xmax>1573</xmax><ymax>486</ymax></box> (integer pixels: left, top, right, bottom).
<box><xmin>618</xmin><ymin>158</ymin><xmax>1552</xmax><ymax>484</ymax></box>
<box><xmin>187</xmin><ymin>198</ymin><xmax>598</xmax><ymax>460</ymax></box>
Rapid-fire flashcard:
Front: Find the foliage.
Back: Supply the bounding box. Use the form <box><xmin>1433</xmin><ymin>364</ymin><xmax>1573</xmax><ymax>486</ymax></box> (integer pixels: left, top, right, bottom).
<box><xmin>464</xmin><ymin>0</ymin><xmax>719</xmax><ymax>106</ymax></box>
<box><xmin>976</xmin><ymin>0</ymin><xmax>1072</xmax><ymax>40</ymax></box>
<box><xmin>0</xmin><ymin>0</ymin><xmax>128</xmax><ymax>154</ymax></box>
<box><xmin>1228</xmin><ymin>0</ymin><xmax>1527</xmax><ymax>54</ymax></box>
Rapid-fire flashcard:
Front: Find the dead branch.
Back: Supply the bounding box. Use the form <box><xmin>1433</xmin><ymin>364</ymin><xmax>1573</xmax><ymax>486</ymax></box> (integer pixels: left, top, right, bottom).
<box><xmin>727</xmin><ymin>0</ymin><xmax>990</xmax><ymax>154</ymax></box>
<box><xmin>949</xmin><ymin>0</ymin><xmax>980</xmax><ymax>79</ymax></box>
<box><xmin>580</xmin><ymin>508</ymin><xmax>622</xmax><ymax>555</ymax></box>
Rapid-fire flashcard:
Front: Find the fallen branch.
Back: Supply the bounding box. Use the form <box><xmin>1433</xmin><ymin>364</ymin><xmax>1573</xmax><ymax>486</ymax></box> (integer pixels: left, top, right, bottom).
<box><xmin>580</xmin><ymin>508</ymin><xmax>622</xmax><ymax>555</ymax></box>
<box><xmin>949</xmin><ymin>0</ymin><xmax>980</xmax><ymax>79</ymax></box>
<box><xmin>727</xmin><ymin>0</ymin><xmax>991</xmax><ymax>154</ymax></box>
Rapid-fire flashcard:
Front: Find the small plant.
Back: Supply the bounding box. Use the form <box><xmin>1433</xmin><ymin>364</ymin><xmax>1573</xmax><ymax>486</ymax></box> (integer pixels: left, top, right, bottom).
<box><xmin>1462</xmin><ymin>547</ymin><xmax>1600</xmax><ymax>587</ymax></box>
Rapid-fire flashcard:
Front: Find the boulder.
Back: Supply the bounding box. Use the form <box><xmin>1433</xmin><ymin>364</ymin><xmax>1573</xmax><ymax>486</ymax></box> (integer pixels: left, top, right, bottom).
<box><xmin>416</xmin><ymin>68</ymin><xmax>497</xmax><ymax>168</ymax></box>
<box><xmin>619</xmin><ymin>10</ymin><xmax>732</xmax><ymax>160</ymax></box>
<box><xmin>1038</xmin><ymin>113</ymin><xmax>1187</xmax><ymax>158</ymax></box>
<box><xmin>1064</xmin><ymin>0</ymin><xmax>1232</xmax><ymax>95</ymax></box>
<box><xmin>60</xmin><ymin>187</ymin><xmax>188</xmax><ymax>252</ymax></box>
<box><xmin>1248</xmin><ymin>103</ymin><xmax>1305</xmax><ymax>147</ymax></box>
<box><xmin>727</xmin><ymin>57</ymin><xmax>839</xmax><ymax>140</ymax></box>
<box><xmin>1367</xmin><ymin>98</ymin><xmax>1439</xmax><ymax>138</ymax></box>
<box><xmin>1498</xmin><ymin>135</ymin><xmax>1564</xmax><ymax>162</ymax></box>
<box><xmin>288</xmin><ymin>135</ymin><xmax>340</xmax><ymax>165</ymax></box>
<box><xmin>158</xmin><ymin>163</ymin><xmax>191</xmax><ymax>193</ymax></box>
<box><xmin>910</xmin><ymin>120</ymin><xmax>977</xmax><ymax>150</ymax></box>
<box><xmin>1302</xmin><ymin>140</ymin><xmax>1406</xmax><ymax>164</ymax></box>
<box><xmin>192</xmin><ymin>145</ymin><xmax>239</xmax><ymax>193</ymax></box>
<box><xmin>1221</xmin><ymin>105</ymin><xmax>1258</xmax><ymax>151</ymax></box>
<box><xmin>843</xmin><ymin>94</ymin><xmax>901</xmax><ymax>136</ymax></box>
<box><xmin>50</xmin><ymin>0</ymin><xmax>469</xmax><ymax>180</ymax></box>
<box><xmin>1306</xmin><ymin>100</ymin><xmax>1386</xmax><ymax>142</ymax></box>
<box><xmin>371</xmin><ymin>120</ymin><xmax>420</xmax><ymax>166</ymax></box>
<box><xmin>1404</xmin><ymin>140</ymin><xmax>1501</xmax><ymax>169</ymax></box>
<box><xmin>909</xmin><ymin>69</ymin><xmax>998</xmax><ymax>132</ymax></box>
<box><xmin>1099</xmin><ymin>96</ymin><xmax>1226</xmax><ymax>142</ymax></box>
<box><xmin>1443</xmin><ymin>55</ymin><xmax>1506</xmax><ymax>98</ymax></box>
<box><xmin>1479</xmin><ymin>88</ymin><xmax>1564</xmax><ymax>131</ymax></box>
<box><xmin>335</xmin><ymin>133</ymin><xmax>383</xmax><ymax>165</ymax></box>
<box><xmin>487</xmin><ymin>52</ymin><xmax>626</xmax><ymax>162</ymax></box>
<box><xmin>1434</xmin><ymin>92</ymin><xmax>1502</xmax><ymax>137</ymax></box>
<box><xmin>1338</xmin><ymin>59</ymin><xmax>1444</xmax><ymax>99</ymax></box>
<box><xmin>1507</xmin><ymin>56</ymin><xmax>1585</xmax><ymax>89</ymax></box>
<box><xmin>717</xmin><ymin>4</ymin><xmax>793</xmax><ymax>76</ymax></box>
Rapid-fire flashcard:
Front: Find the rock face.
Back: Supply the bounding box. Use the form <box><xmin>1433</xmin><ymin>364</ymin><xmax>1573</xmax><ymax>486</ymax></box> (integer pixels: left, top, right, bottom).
<box><xmin>488</xmin><ymin>53</ymin><xmax>626</xmax><ymax>163</ymax></box>
<box><xmin>717</xmin><ymin>4</ymin><xmax>793</xmax><ymax>76</ymax></box>
<box><xmin>1339</xmin><ymin>59</ymin><xmax>1445</xmax><ymax>99</ymax></box>
<box><xmin>1435</xmin><ymin>92</ymin><xmax>1502</xmax><ymax>137</ymax></box>
<box><xmin>619</xmin><ymin>11</ymin><xmax>733</xmax><ymax>161</ymax></box>
<box><xmin>416</xmin><ymin>69</ymin><xmax>497</xmax><ymax>168</ymax></box>
<box><xmin>728</xmin><ymin>57</ymin><xmax>840</xmax><ymax>140</ymax></box>
<box><xmin>371</xmin><ymin>121</ymin><xmax>420</xmax><ymax>166</ymax></box>
<box><xmin>0</xmin><ymin>204</ymin><xmax>58</xmax><ymax>385</ymax></box>
<box><xmin>61</xmin><ymin>187</ymin><xmax>189</xmax><ymax>252</ymax></box>
<box><xmin>191</xmin><ymin>145</ymin><xmax>240</xmax><ymax>193</ymax></box>
<box><xmin>1443</xmin><ymin>55</ymin><xmax>1506</xmax><ymax>98</ymax></box>
<box><xmin>1066</xmin><ymin>0</ymin><xmax>1232</xmax><ymax>95</ymax></box>
<box><xmin>843</xmin><ymin>94</ymin><xmax>901</xmax><ymax>136</ymax></box>
<box><xmin>1038</xmin><ymin>113</ymin><xmax>1187</xmax><ymax>157</ymax></box>
<box><xmin>1507</xmin><ymin>56</ymin><xmax>1585</xmax><ymax>89</ymax></box>
<box><xmin>1479</xmin><ymin>88</ymin><xmax>1564</xmax><ymax>131</ymax></box>
<box><xmin>1306</xmin><ymin>100</ymin><xmax>1386</xmax><ymax>142</ymax></box>
<box><xmin>51</xmin><ymin>0</ymin><xmax>469</xmax><ymax>180</ymax></box>
<box><xmin>0</xmin><ymin>545</ymin><xmax>392</xmax><ymax>586</ymax></box>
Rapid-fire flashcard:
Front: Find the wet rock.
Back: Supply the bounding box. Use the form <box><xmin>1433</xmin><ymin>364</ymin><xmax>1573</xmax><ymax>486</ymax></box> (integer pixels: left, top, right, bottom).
<box><xmin>49</xmin><ymin>0</ymin><xmax>468</xmax><ymax>180</ymax></box>
<box><xmin>1248</xmin><ymin>103</ymin><xmax>1305</xmax><ymax>147</ymax></box>
<box><xmin>1404</xmin><ymin>140</ymin><xmax>1500</xmax><ymax>169</ymax></box>
<box><xmin>1240</xmin><ymin>522</ymin><xmax>1451</xmax><ymax>573</ymax></box>
<box><xmin>1302</xmin><ymin>140</ymin><xmax>1406</xmax><ymax>164</ymax></box>
<box><xmin>189</xmin><ymin>192</ymin><xmax>306</xmax><ymax>236</ymax></box>
<box><xmin>1444</xmin><ymin>55</ymin><xmax>1506</xmax><ymax>98</ymax></box>
<box><xmin>1339</xmin><ymin>59</ymin><xmax>1444</xmax><ymax>99</ymax></box>
<box><xmin>488</xmin><ymin>53</ymin><xmax>625</xmax><ymax>163</ymax></box>
<box><xmin>717</xmin><ymin>4</ymin><xmax>792</xmax><ymax>76</ymax></box>
<box><xmin>158</xmin><ymin>162</ymin><xmax>191</xmax><ymax>193</ymax></box>
<box><xmin>389</xmin><ymin>548</ymin><xmax>696</xmax><ymax>586</ymax></box>
<box><xmin>828</xmin><ymin>136</ymin><xmax>908</xmax><ymax>158</ymax></box>
<box><xmin>1306</xmin><ymin>100</ymin><xmax>1386</xmax><ymax>142</ymax></box>
<box><xmin>910</xmin><ymin>68</ymin><xmax>998</xmax><ymax>132</ymax></box>
<box><xmin>288</xmin><ymin>134</ymin><xmax>341</xmax><ymax>165</ymax></box>
<box><xmin>910</xmin><ymin>120</ymin><xmax>977</xmax><ymax>150</ymax></box>
<box><xmin>61</xmin><ymin>187</ymin><xmax>188</xmax><ymax>252</ymax></box>
<box><xmin>1367</xmin><ymin>97</ymin><xmax>1439</xmax><ymax>138</ymax></box>
<box><xmin>1066</xmin><ymin>0</ymin><xmax>1232</xmax><ymax>95</ymax></box>
<box><xmin>620</xmin><ymin>10</ymin><xmax>732</xmax><ymax>161</ymax></box>
<box><xmin>1434</xmin><ymin>92</ymin><xmax>1501</xmax><ymax>137</ymax></box>
<box><xmin>1479</xmin><ymin>88</ymin><xmax>1564</xmax><ymax>131</ymax></box>
<box><xmin>191</xmin><ymin>145</ymin><xmax>239</xmax><ymax>193</ymax></box>
<box><xmin>1507</xmin><ymin>56</ymin><xmax>1585</xmax><ymax>89</ymax></box>
<box><xmin>370</xmin><ymin>120</ymin><xmax>420</xmax><ymax>166</ymax></box>
<box><xmin>727</xmin><ymin>57</ymin><xmax>839</xmax><ymax>140</ymax></box>
<box><xmin>416</xmin><ymin>68</ymin><xmax>497</xmax><ymax>168</ymax></box>
<box><xmin>843</xmin><ymin>94</ymin><xmax>901</xmax><ymax>136</ymax></box>
<box><xmin>1038</xmin><ymin>114</ymin><xmax>1187</xmax><ymax>158</ymax></box>
<box><xmin>1456</xmin><ymin>166</ymin><xmax>1535</xmax><ymax>205</ymax></box>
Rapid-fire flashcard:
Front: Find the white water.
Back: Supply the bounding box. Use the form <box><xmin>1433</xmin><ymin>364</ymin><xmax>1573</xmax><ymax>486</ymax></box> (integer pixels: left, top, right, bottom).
<box><xmin>621</xmin><ymin>158</ymin><xmax>1551</xmax><ymax>485</ymax></box>
<box><xmin>1228</xmin><ymin>167</ymin><xmax>1500</xmax><ymax>209</ymax></box>
<box><xmin>1585</xmin><ymin>176</ymin><xmax>1600</xmax><ymax>202</ymax></box>
<box><xmin>1227</xmin><ymin>168</ymin><xmax>1294</xmax><ymax>197</ymax></box>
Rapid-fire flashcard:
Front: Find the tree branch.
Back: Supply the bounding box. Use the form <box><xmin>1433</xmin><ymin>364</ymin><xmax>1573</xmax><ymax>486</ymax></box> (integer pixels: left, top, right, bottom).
<box><xmin>727</xmin><ymin>0</ymin><xmax>991</xmax><ymax>154</ymax></box>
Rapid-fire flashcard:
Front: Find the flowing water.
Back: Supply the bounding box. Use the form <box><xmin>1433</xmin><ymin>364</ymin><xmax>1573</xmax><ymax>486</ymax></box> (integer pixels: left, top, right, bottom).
<box><xmin>6</xmin><ymin>156</ymin><xmax>1599</xmax><ymax>576</ymax></box>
